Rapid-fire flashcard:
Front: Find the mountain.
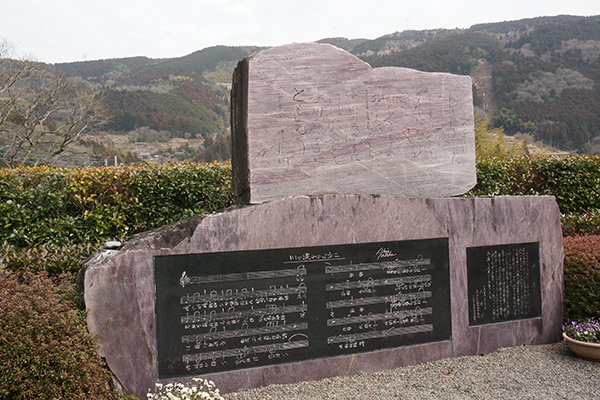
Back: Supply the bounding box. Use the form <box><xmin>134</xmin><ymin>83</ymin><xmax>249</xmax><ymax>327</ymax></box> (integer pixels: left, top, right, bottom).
<box><xmin>53</xmin><ymin>14</ymin><xmax>600</xmax><ymax>160</ymax></box>
<box><xmin>347</xmin><ymin>15</ymin><xmax>600</xmax><ymax>153</ymax></box>
<box><xmin>53</xmin><ymin>46</ymin><xmax>263</xmax><ymax>162</ymax></box>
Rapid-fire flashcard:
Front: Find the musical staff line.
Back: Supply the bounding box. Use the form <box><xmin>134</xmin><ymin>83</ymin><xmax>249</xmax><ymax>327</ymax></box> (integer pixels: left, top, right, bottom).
<box><xmin>180</xmin><ymin>266</ymin><xmax>307</xmax><ymax>287</ymax></box>
<box><xmin>182</xmin><ymin>340</ymin><xmax>310</xmax><ymax>363</ymax></box>
<box><xmin>182</xmin><ymin>322</ymin><xmax>309</xmax><ymax>342</ymax></box>
<box><xmin>326</xmin><ymin>291</ymin><xmax>432</xmax><ymax>309</ymax></box>
<box><xmin>181</xmin><ymin>284</ymin><xmax>307</xmax><ymax>304</ymax></box>
<box><xmin>325</xmin><ymin>258</ymin><xmax>431</xmax><ymax>274</ymax></box>
<box><xmin>326</xmin><ymin>275</ymin><xmax>431</xmax><ymax>291</ymax></box>
<box><xmin>181</xmin><ymin>303</ymin><xmax>308</xmax><ymax>324</ymax></box>
<box><xmin>327</xmin><ymin>324</ymin><xmax>434</xmax><ymax>344</ymax></box>
<box><xmin>327</xmin><ymin>307</ymin><xmax>432</xmax><ymax>326</ymax></box>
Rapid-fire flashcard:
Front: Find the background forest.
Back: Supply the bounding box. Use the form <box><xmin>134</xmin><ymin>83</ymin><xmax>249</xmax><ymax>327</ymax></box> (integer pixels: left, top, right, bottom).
<box><xmin>3</xmin><ymin>14</ymin><xmax>600</xmax><ymax>165</ymax></box>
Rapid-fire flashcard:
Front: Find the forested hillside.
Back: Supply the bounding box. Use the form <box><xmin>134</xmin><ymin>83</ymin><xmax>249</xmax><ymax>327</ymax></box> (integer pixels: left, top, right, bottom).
<box><xmin>47</xmin><ymin>14</ymin><xmax>600</xmax><ymax>162</ymax></box>
<box><xmin>53</xmin><ymin>46</ymin><xmax>263</xmax><ymax>162</ymax></box>
<box><xmin>348</xmin><ymin>15</ymin><xmax>600</xmax><ymax>153</ymax></box>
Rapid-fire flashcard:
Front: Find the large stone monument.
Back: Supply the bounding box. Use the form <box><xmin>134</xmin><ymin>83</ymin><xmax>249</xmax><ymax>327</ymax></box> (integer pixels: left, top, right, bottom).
<box><xmin>231</xmin><ymin>43</ymin><xmax>476</xmax><ymax>204</ymax></box>
<box><xmin>79</xmin><ymin>43</ymin><xmax>564</xmax><ymax>398</ymax></box>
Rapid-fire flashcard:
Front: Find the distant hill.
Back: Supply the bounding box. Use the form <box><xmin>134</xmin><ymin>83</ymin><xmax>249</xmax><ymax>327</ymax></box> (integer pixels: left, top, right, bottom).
<box><xmin>52</xmin><ymin>14</ymin><xmax>600</xmax><ymax>160</ymax></box>
<box><xmin>54</xmin><ymin>46</ymin><xmax>263</xmax><ymax>162</ymax></box>
<box><xmin>350</xmin><ymin>14</ymin><xmax>600</xmax><ymax>153</ymax></box>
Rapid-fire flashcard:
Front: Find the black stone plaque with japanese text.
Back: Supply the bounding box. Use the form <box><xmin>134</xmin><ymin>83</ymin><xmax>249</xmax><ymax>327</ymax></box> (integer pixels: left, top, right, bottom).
<box><xmin>467</xmin><ymin>242</ymin><xmax>541</xmax><ymax>326</ymax></box>
<box><xmin>154</xmin><ymin>238</ymin><xmax>451</xmax><ymax>379</ymax></box>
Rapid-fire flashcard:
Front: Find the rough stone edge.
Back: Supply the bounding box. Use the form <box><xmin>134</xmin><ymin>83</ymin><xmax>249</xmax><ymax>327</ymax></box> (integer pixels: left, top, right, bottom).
<box><xmin>231</xmin><ymin>56</ymin><xmax>250</xmax><ymax>205</ymax></box>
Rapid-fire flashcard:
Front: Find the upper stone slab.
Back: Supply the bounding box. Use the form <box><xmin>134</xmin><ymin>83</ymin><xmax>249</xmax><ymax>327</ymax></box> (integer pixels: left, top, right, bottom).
<box><xmin>231</xmin><ymin>43</ymin><xmax>476</xmax><ymax>204</ymax></box>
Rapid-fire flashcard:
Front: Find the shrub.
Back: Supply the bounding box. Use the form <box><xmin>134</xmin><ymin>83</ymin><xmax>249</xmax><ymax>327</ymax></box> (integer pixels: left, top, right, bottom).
<box><xmin>0</xmin><ymin>270</ymin><xmax>116</xmax><ymax>399</ymax></box>
<box><xmin>0</xmin><ymin>241</ymin><xmax>100</xmax><ymax>278</ymax></box>
<box><xmin>0</xmin><ymin>162</ymin><xmax>233</xmax><ymax>276</ymax></box>
<box><xmin>0</xmin><ymin>162</ymin><xmax>233</xmax><ymax>248</ymax></box>
<box><xmin>563</xmin><ymin>236</ymin><xmax>600</xmax><ymax>321</ymax></box>
<box><xmin>561</xmin><ymin>210</ymin><xmax>600</xmax><ymax>237</ymax></box>
<box><xmin>469</xmin><ymin>155</ymin><xmax>600</xmax><ymax>213</ymax></box>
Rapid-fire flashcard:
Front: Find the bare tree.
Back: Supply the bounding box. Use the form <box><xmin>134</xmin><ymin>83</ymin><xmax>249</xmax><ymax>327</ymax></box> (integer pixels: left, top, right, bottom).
<box><xmin>0</xmin><ymin>38</ymin><xmax>108</xmax><ymax>167</ymax></box>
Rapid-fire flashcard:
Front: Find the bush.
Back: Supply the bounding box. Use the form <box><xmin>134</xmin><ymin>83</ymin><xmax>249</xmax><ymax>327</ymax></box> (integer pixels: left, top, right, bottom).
<box><xmin>0</xmin><ymin>162</ymin><xmax>233</xmax><ymax>248</ymax></box>
<box><xmin>469</xmin><ymin>155</ymin><xmax>600</xmax><ymax>214</ymax></box>
<box><xmin>0</xmin><ymin>162</ymin><xmax>233</xmax><ymax>276</ymax></box>
<box><xmin>0</xmin><ymin>241</ymin><xmax>100</xmax><ymax>278</ymax></box>
<box><xmin>0</xmin><ymin>270</ymin><xmax>116</xmax><ymax>399</ymax></box>
<box><xmin>562</xmin><ymin>210</ymin><xmax>600</xmax><ymax>237</ymax></box>
<box><xmin>563</xmin><ymin>236</ymin><xmax>600</xmax><ymax>321</ymax></box>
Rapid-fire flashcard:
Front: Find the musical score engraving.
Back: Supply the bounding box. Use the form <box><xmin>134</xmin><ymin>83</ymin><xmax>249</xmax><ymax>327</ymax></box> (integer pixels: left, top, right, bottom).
<box><xmin>182</xmin><ymin>340</ymin><xmax>310</xmax><ymax>363</ymax></box>
<box><xmin>327</xmin><ymin>307</ymin><xmax>433</xmax><ymax>326</ymax></box>
<box><xmin>154</xmin><ymin>238</ymin><xmax>450</xmax><ymax>379</ymax></box>
<box><xmin>180</xmin><ymin>283</ymin><xmax>307</xmax><ymax>304</ymax></box>
<box><xmin>180</xmin><ymin>266</ymin><xmax>307</xmax><ymax>286</ymax></box>
<box><xmin>467</xmin><ymin>242</ymin><xmax>541</xmax><ymax>326</ymax></box>
<box><xmin>327</xmin><ymin>324</ymin><xmax>434</xmax><ymax>344</ymax></box>
<box><xmin>182</xmin><ymin>323</ymin><xmax>309</xmax><ymax>342</ymax></box>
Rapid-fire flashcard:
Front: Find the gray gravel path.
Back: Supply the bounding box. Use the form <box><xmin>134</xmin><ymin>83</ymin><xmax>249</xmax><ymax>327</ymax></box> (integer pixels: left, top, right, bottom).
<box><xmin>224</xmin><ymin>341</ymin><xmax>600</xmax><ymax>399</ymax></box>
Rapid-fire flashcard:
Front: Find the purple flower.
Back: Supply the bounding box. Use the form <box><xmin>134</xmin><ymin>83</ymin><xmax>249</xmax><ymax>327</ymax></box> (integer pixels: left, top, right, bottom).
<box><xmin>564</xmin><ymin>318</ymin><xmax>600</xmax><ymax>343</ymax></box>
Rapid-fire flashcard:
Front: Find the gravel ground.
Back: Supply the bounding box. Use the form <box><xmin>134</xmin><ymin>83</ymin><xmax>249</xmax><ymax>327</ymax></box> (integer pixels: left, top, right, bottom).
<box><xmin>224</xmin><ymin>341</ymin><xmax>600</xmax><ymax>400</ymax></box>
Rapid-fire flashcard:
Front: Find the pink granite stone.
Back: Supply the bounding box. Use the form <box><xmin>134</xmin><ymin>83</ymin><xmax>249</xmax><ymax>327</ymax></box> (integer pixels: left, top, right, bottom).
<box><xmin>231</xmin><ymin>43</ymin><xmax>476</xmax><ymax>204</ymax></box>
<box><xmin>80</xmin><ymin>195</ymin><xmax>563</xmax><ymax>397</ymax></box>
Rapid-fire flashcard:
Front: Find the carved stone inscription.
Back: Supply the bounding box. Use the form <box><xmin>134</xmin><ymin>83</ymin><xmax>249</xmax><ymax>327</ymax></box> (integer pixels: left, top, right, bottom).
<box><xmin>467</xmin><ymin>242</ymin><xmax>541</xmax><ymax>326</ymax></box>
<box><xmin>232</xmin><ymin>43</ymin><xmax>476</xmax><ymax>204</ymax></box>
<box><xmin>154</xmin><ymin>238</ymin><xmax>450</xmax><ymax>379</ymax></box>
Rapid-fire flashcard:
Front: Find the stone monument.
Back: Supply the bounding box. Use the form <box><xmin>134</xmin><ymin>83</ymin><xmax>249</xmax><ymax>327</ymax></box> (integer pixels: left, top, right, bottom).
<box><xmin>79</xmin><ymin>43</ymin><xmax>564</xmax><ymax>398</ymax></box>
<box><xmin>231</xmin><ymin>43</ymin><xmax>476</xmax><ymax>204</ymax></box>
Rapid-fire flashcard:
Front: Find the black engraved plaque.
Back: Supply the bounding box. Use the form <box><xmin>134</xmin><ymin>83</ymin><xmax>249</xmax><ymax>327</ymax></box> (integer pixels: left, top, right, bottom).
<box><xmin>467</xmin><ymin>242</ymin><xmax>541</xmax><ymax>326</ymax></box>
<box><xmin>154</xmin><ymin>238</ymin><xmax>450</xmax><ymax>379</ymax></box>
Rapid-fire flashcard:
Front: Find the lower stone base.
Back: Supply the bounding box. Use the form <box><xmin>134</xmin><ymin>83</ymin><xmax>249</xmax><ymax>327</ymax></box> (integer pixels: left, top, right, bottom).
<box><xmin>79</xmin><ymin>195</ymin><xmax>563</xmax><ymax>396</ymax></box>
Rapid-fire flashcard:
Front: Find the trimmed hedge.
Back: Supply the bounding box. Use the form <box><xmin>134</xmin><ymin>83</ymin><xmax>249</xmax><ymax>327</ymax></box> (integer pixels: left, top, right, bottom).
<box><xmin>469</xmin><ymin>155</ymin><xmax>600</xmax><ymax>214</ymax></box>
<box><xmin>4</xmin><ymin>156</ymin><xmax>600</xmax><ymax>252</ymax></box>
<box><xmin>0</xmin><ymin>162</ymin><xmax>233</xmax><ymax>248</ymax></box>
<box><xmin>563</xmin><ymin>236</ymin><xmax>600</xmax><ymax>321</ymax></box>
<box><xmin>4</xmin><ymin>156</ymin><xmax>600</xmax><ymax>276</ymax></box>
<box><xmin>0</xmin><ymin>242</ymin><xmax>99</xmax><ymax>279</ymax></box>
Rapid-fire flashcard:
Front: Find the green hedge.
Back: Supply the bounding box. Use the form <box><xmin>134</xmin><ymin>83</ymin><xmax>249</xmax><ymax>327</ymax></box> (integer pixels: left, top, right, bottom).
<box><xmin>0</xmin><ymin>162</ymin><xmax>233</xmax><ymax>248</ymax></box>
<box><xmin>4</xmin><ymin>156</ymin><xmax>600</xmax><ymax>275</ymax></box>
<box><xmin>469</xmin><ymin>155</ymin><xmax>600</xmax><ymax>214</ymax></box>
<box><xmin>4</xmin><ymin>156</ymin><xmax>600</xmax><ymax>251</ymax></box>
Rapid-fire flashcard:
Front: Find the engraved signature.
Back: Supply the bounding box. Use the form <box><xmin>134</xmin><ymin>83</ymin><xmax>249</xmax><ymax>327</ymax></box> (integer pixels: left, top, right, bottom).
<box><xmin>376</xmin><ymin>247</ymin><xmax>397</xmax><ymax>260</ymax></box>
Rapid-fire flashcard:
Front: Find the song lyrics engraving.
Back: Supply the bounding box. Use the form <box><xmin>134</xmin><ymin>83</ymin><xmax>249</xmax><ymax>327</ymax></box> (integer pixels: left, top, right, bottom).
<box><xmin>154</xmin><ymin>238</ymin><xmax>450</xmax><ymax>379</ymax></box>
<box><xmin>467</xmin><ymin>242</ymin><xmax>541</xmax><ymax>326</ymax></box>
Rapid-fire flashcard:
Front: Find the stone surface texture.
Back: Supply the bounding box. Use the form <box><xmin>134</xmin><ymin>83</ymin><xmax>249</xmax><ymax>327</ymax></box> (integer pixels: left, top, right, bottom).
<box><xmin>80</xmin><ymin>195</ymin><xmax>563</xmax><ymax>397</ymax></box>
<box><xmin>231</xmin><ymin>43</ymin><xmax>476</xmax><ymax>204</ymax></box>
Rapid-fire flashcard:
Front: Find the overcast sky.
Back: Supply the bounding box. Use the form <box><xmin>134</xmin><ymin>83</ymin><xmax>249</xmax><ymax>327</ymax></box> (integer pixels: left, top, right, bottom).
<box><xmin>3</xmin><ymin>0</ymin><xmax>600</xmax><ymax>64</ymax></box>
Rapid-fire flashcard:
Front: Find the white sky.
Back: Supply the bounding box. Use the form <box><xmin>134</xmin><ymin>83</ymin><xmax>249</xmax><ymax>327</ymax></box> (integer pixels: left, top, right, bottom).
<box><xmin>3</xmin><ymin>0</ymin><xmax>600</xmax><ymax>64</ymax></box>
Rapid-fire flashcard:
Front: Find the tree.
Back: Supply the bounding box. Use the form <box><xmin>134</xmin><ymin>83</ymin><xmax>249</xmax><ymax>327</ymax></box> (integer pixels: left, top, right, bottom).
<box><xmin>0</xmin><ymin>38</ymin><xmax>107</xmax><ymax>167</ymax></box>
<box><xmin>475</xmin><ymin>114</ymin><xmax>528</xmax><ymax>157</ymax></box>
